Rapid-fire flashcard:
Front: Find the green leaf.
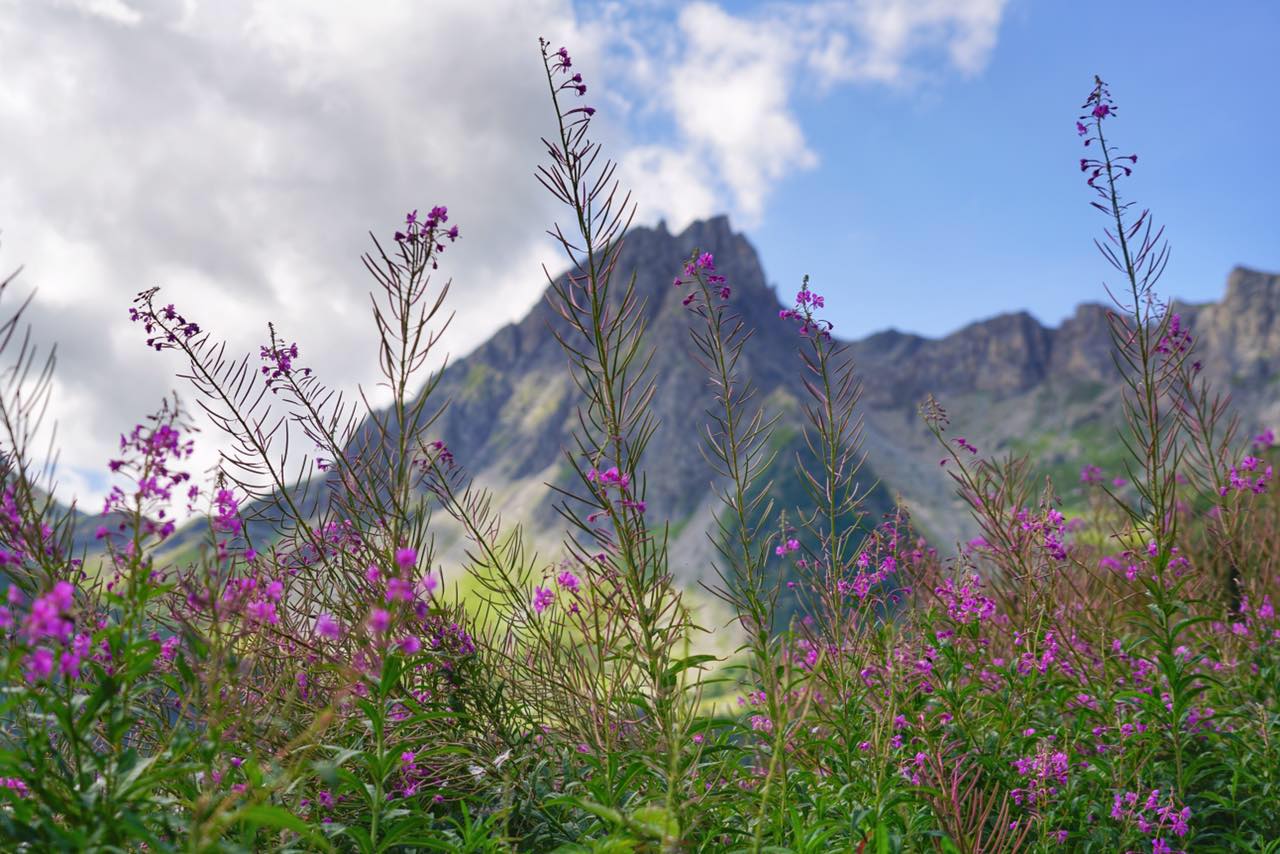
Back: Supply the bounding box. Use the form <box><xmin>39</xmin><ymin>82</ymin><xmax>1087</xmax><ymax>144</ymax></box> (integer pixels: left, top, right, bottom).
<box><xmin>237</xmin><ymin>803</ymin><xmax>333</xmax><ymax>851</ymax></box>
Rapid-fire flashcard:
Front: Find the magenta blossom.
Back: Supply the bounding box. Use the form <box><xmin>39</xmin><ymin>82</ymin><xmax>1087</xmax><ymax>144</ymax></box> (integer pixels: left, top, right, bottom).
<box><xmin>368</xmin><ymin>609</ymin><xmax>391</xmax><ymax>634</ymax></box>
<box><xmin>316</xmin><ymin>613</ymin><xmax>341</xmax><ymax>639</ymax></box>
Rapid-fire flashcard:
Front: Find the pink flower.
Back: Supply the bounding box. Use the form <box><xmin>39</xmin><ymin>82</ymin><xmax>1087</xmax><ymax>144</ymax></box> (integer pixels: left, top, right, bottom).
<box><xmin>586</xmin><ymin>466</ymin><xmax>630</xmax><ymax>490</ymax></box>
<box><xmin>368</xmin><ymin>609</ymin><xmax>391</xmax><ymax>634</ymax></box>
<box><xmin>316</xmin><ymin>613</ymin><xmax>341</xmax><ymax>639</ymax></box>
<box><xmin>775</xmin><ymin>538</ymin><xmax>800</xmax><ymax>557</ymax></box>
<box><xmin>24</xmin><ymin>648</ymin><xmax>54</xmax><ymax>683</ymax></box>
<box><xmin>23</xmin><ymin>582</ymin><xmax>76</xmax><ymax>643</ymax></box>
<box><xmin>59</xmin><ymin>650</ymin><xmax>82</xmax><ymax>678</ymax></box>
<box><xmin>386</xmin><ymin>578</ymin><xmax>414</xmax><ymax>603</ymax></box>
<box><xmin>245</xmin><ymin>600</ymin><xmax>278</xmax><ymax>625</ymax></box>
<box><xmin>533</xmin><ymin>586</ymin><xmax>554</xmax><ymax>614</ymax></box>
<box><xmin>394</xmin><ymin>547</ymin><xmax>417</xmax><ymax>571</ymax></box>
<box><xmin>416</xmin><ymin>573</ymin><xmax>438</xmax><ymax>599</ymax></box>
<box><xmin>556</xmin><ymin>571</ymin><xmax>580</xmax><ymax>593</ymax></box>
<box><xmin>397</xmin><ymin>635</ymin><xmax>422</xmax><ymax>655</ymax></box>
<box><xmin>0</xmin><ymin>777</ymin><xmax>29</xmax><ymax>797</ymax></box>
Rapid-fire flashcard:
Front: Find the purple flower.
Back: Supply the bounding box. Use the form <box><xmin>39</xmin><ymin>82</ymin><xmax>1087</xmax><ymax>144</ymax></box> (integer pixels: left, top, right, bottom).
<box><xmin>416</xmin><ymin>573</ymin><xmax>439</xmax><ymax>599</ymax></box>
<box><xmin>59</xmin><ymin>650</ymin><xmax>82</xmax><ymax>679</ymax></box>
<box><xmin>386</xmin><ymin>578</ymin><xmax>414</xmax><ymax>603</ymax></box>
<box><xmin>556</xmin><ymin>570</ymin><xmax>581</xmax><ymax>593</ymax></box>
<box><xmin>316</xmin><ymin>613</ymin><xmax>341</xmax><ymax>639</ymax></box>
<box><xmin>23</xmin><ymin>582</ymin><xmax>76</xmax><ymax>643</ymax></box>
<box><xmin>24</xmin><ymin>648</ymin><xmax>54</xmax><ymax>683</ymax></box>
<box><xmin>586</xmin><ymin>466</ymin><xmax>630</xmax><ymax>490</ymax></box>
<box><xmin>533</xmin><ymin>586</ymin><xmax>554</xmax><ymax>614</ymax></box>
<box><xmin>394</xmin><ymin>547</ymin><xmax>417</xmax><ymax>572</ymax></box>
<box><xmin>368</xmin><ymin>608</ymin><xmax>391</xmax><ymax>634</ymax></box>
<box><xmin>245</xmin><ymin>600</ymin><xmax>278</xmax><ymax>625</ymax></box>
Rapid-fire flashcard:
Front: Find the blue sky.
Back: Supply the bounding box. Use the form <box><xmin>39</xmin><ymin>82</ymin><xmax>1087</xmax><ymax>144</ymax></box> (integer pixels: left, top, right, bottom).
<box><xmin>598</xmin><ymin>0</ymin><xmax>1280</xmax><ymax>339</ymax></box>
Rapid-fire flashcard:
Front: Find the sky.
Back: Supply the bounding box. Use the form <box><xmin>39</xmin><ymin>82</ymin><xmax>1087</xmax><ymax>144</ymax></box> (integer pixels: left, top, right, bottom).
<box><xmin>0</xmin><ymin>0</ymin><xmax>1277</xmax><ymax>510</ymax></box>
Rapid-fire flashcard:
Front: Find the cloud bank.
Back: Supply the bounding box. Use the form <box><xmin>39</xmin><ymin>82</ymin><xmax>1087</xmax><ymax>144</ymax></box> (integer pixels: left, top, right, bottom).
<box><xmin>0</xmin><ymin>0</ymin><xmax>1008</xmax><ymax>512</ymax></box>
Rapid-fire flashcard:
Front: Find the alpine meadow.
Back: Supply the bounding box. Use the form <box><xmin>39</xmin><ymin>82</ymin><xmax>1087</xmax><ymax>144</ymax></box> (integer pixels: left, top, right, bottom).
<box><xmin>2</xmin><ymin>21</ymin><xmax>1280</xmax><ymax>854</ymax></box>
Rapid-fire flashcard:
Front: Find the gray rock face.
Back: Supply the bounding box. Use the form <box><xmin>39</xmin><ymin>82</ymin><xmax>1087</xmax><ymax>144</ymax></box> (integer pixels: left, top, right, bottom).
<box><xmin>419</xmin><ymin>215</ymin><xmax>894</xmax><ymax>579</ymax></box>
<box><xmin>1186</xmin><ymin>267</ymin><xmax>1280</xmax><ymax>383</ymax></box>
<box><xmin>133</xmin><ymin>220</ymin><xmax>1277</xmax><ymax>571</ymax></box>
<box><xmin>416</xmin><ymin>217</ymin><xmax>1278</xmax><ymax>568</ymax></box>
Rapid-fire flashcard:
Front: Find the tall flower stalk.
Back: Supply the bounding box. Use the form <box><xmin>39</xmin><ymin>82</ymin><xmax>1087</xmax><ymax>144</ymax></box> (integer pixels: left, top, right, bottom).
<box><xmin>1079</xmin><ymin>76</ymin><xmax>1197</xmax><ymax>797</ymax></box>
<box><xmin>535</xmin><ymin>40</ymin><xmax>695</xmax><ymax>846</ymax></box>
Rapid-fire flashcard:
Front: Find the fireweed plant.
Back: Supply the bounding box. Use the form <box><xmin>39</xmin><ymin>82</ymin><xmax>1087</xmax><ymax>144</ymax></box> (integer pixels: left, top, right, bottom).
<box><xmin>0</xmin><ymin>38</ymin><xmax>1275</xmax><ymax>852</ymax></box>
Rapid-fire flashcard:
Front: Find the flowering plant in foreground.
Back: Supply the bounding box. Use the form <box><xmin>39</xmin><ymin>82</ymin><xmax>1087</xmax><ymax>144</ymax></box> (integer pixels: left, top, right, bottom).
<box><xmin>0</xmin><ymin>50</ymin><xmax>1275</xmax><ymax>853</ymax></box>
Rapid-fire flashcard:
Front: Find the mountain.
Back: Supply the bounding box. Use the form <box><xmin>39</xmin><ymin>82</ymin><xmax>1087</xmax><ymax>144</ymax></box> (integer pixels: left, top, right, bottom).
<box><xmin>63</xmin><ymin>218</ymin><xmax>1278</xmax><ymax>582</ymax></box>
<box><xmin>420</xmin><ymin>216</ymin><xmax>897</xmax><ymax>583</ymax></box>
<box><xmin>417</xmin><ymin>216</ymin><xmax>1280</xmax><ymax>576</ymax></box>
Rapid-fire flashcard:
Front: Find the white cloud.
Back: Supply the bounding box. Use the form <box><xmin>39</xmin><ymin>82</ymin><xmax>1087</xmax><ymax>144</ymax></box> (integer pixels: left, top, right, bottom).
<box><xmin>0</xmin><ymin>0</ymin><xmax>1009</xmax><ymax>515</ymax></box>
<box><xmin>668</xmin><ymin>3</ymin><xmax>818</xmax><ymax>219</ymax></box>
<box><xmin>597</xmin><ymin>0</ymin><xmax>1010</xmax><ymax>229</ymax></box>
<box><xmin>616</xmin><ymin>146</ymin><xmax>720</xmax><ymax>235</ymax></box>
<box><xmin>813</xmin><ymin>0</ymin><xmax>1010</xmax><ymax>83</ymax></box>
<box><xmin>0</xmin><ymin>0</ymin><xmax>582</xmax><ymax>512</ymax></box>
<box><xmin>61</xmin><ymin>0</ymin><xmax>144</xmax><ymax>27</ymax></box>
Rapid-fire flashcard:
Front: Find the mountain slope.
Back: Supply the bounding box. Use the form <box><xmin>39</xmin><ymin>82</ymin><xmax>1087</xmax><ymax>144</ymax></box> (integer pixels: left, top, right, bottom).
<box><xmin>79</xmin><ymin>220</ymin><xmax>1278</xmax><ymax>581</ymax></box>
<box><xmin>423</xmin><ymin>220</ymin><xmax>1280</xmax><ymax>570</ymax></box>
<box><xmin>421</xmin><ymin>216</ymin><xmax>896</xmax><ymax>582</ymax></box>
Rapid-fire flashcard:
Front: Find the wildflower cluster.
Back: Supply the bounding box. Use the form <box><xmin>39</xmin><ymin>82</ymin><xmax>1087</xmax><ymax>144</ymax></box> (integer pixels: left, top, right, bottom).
<box><xmin>1221</xmin><ymin>454</ymin><xmax>1272</xmax><ymax>495</ymax></box>
<box><xmin>673</xmin><ymin>250</ymin><xmax>730</xmax><ymax>307</ymax></box>
<box><xmin>0</xmin><ymin>55</ymin><xmax>1274</xmax><ymax>854</ymax></box>
<box><xmin>100</xmin><ymin>403</ymin><xmax>198</xmax><ymax>543</ymax></box>
<box><xmin>129</xmin><ymin>297</ymin><xmax>202</xmax><ymax>351</ymax></box>
<box><xmin>777</xmin><ymin>275</ymin><xmax>832</xmax><ymax>337</ymax></box>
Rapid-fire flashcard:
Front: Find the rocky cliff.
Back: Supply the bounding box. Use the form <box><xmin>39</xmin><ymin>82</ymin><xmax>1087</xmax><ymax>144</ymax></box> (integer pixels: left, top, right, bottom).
<box><xmin>93</xmin><ymin>220</ymin><xmax>1278</xmax><ymax>579</ymax></box>
<box><xmin>415</xmin><ymin>218</ymin><xmax>1279</xmax><ymax>573</ymax></box>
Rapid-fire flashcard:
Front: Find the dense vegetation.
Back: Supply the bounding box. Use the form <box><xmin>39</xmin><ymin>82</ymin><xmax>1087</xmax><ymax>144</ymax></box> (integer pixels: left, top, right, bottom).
<box><xmin>0</xmin><ymin>44</ymin><xmax>1276</xmax><ymax>852</ymax></box>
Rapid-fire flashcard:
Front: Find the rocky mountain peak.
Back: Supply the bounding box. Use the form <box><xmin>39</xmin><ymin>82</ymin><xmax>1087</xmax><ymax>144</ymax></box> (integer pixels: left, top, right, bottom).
<box><xmin>368</xmin><ymin>217</ymin><xmax>1278</xmax><ymax>568</ymax></box>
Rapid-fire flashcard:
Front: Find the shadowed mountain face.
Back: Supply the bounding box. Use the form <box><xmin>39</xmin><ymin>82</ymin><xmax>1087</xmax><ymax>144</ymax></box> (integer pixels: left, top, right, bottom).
<box><xmin>416</xmin><ymin>217</ymin><xmax>1280</xmax><ymax>576</ymax></box>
